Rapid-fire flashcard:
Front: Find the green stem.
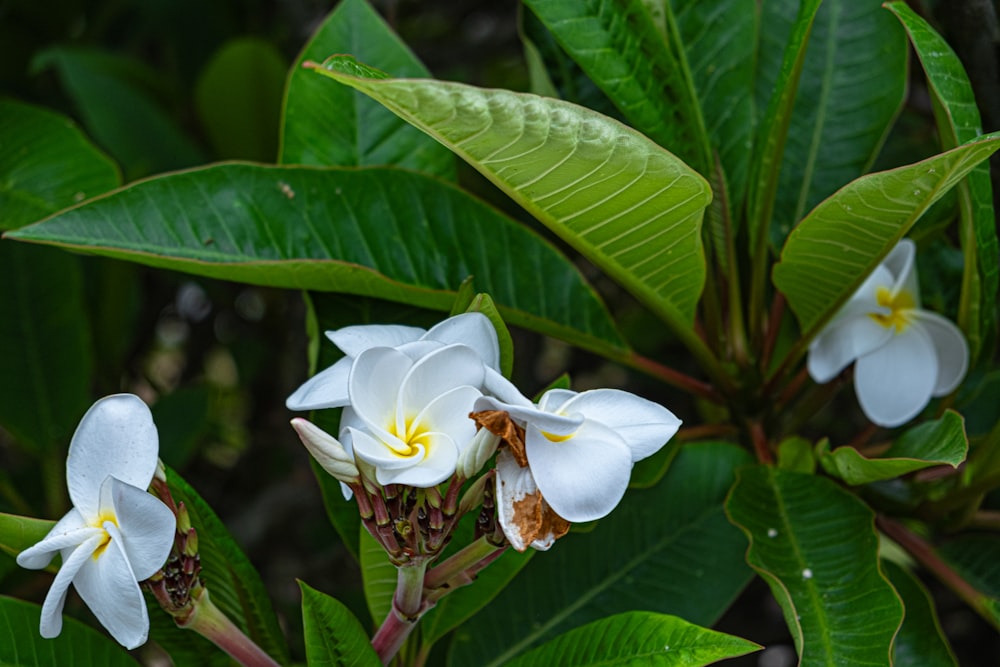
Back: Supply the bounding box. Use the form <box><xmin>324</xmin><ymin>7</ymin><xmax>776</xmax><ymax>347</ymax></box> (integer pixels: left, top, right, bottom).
<box><xmin>424</xmin><ymin>536</ymin><xmax>502</xmax><ymax>590</ymax></box>
<box><xmin>372</xmin><ymin>560</ymin><xmax>430</xmax><ymax>665</ymax></box>
<box><xmin>182</xmin><ymin>591</ymin><xmax>280</xmax><ymax>667</ymax></box>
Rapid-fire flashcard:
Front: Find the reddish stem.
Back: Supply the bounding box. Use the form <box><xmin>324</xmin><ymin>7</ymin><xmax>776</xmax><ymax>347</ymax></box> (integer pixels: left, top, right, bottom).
<box><xmin>675</xmin><ymin>424</ymin><xmax>739</xmax><ymax>442</ymax></box>
<box><xmin>183</xmin><ymin>592</ymin><xmax>280</xmax><ymax>667</ymax></box>
<box><xmin>749</xmin><ymin>421</ymin><xmax>774</xmax><ymax>464</ymax></box>
<box><xmin>760</xmin><ymin>293</ymin><xmax>786</xmax><ymax>372</ymax></box>
<box><xmin>628</xmin><ymin>353</ymin><xmax>722</xmax><ymax>403</ymax></box>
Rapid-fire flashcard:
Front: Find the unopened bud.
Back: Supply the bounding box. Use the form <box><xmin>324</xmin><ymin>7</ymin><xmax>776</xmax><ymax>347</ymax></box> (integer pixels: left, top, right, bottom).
<box><xmin>176</xmin><ymin>502</ymin><xmax>192</xmax><ymax>534</ymax></box>
<box><xmin>154</xmin><ymin>458</ymin><xmax>168</xmax><ymax>483</ymax></box>
<box><xmin>457</xmin><ymin>427</ymin><xmax>500</xmax><ymax>478</ymax></box>
<box><xmin>291</xmin><ymin>418</ymin><xmax>360</xmax><ymax>484</ymax></box>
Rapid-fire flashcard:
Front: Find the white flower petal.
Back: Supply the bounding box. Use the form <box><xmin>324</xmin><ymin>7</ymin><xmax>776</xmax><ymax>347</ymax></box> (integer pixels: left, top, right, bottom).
<box><xmin>397</xmin><ymin>346</ymin><xmax>485</xmax><ymax>424</ymax></box>
<box><xmin>328</xmin><ymin>323</ymin><xmax>425</xmax><ymax>357</ymax></box>
<box><xmin>396</xmin><ymin>339</ymin><xmax>445</xmax><ymax>360</ymax></box>
<box><xmin>285</xmin><ymin>358</ymin><xmax>351</xmax><ymax>410</ymax></box>
<box><xmin>349</xmin><ymin>347</ymin><xmax>413</xmax><ymax>432</ymax></box>
<box><xmin>375</xmin><ymin>432</ymin><xmax>459</xmax><ymax>487</ymax></box>
<box><xmin>37</xmin><ymin>533</ymin><xmax>103</xmax><ymax>639</ymax></box>
<box><xmin>104</xmin><ymin>477</ymin><xmax>176</xmax><ymax>580</ymax></box>
<box><xmin>67</xmin><ymin>394</ymin><xmax>158</xmax><ymax>518</ymax></box>
<box><xmin>473</xmin><ymin>395</ymin><xmax>582</xmax><ymax>435</ymax></box>
<box><xmin>855</xmin><ymin>327</ymin><xmax>938</xmax><ymax>427</ymax></box>
<box><xmin>561</xmin><ymin>389</ymin><xmax>681</xmax><ymax>461</ymax></box>
<box><xmin>424</xmin><ymin>313</ymin><xmax>501</xmax><ymax>370</ymax></box>
<box><xmin>912</xmin><ymin>311</ymin><xmax>969</xmax><ymax>396</ymax></box>
<box><xmin>884</xmin><ymin>239</ymin><xmax>920</xmax><ymax>305</ymax></box>
<box><xmin>17</xmin><ymin>510</ymin><xmax>93</xmax><ymax>570</ymax></box>
<box><xmin>538</xmin><ymin>389</ymin><xmax>578</xmax><ymax>413</ymax></box>
<box><xmin>73</xmin><ymin>523</ymin><xmax>149</xmax><ymax>649</ymax></box>
<box><xmin>808</xmin><ymin>314</ymin><xmax>894</xmax><ymax>383</ymax></box>
<box><xmin>484</xmin><ymin>369</ymin><xmax>533</xmax><ymax>406</ymax></box>
<box><xmin>413</xmin><ymin>385</ymin><xmax>481</xmax><ymax>450</ymax></box>
<box><xmin>348</xmin><ymin>427</ymin><xmax>417</xmax><ymax>470</ymax></box>
<box><xmin>525</xmin><ymin>420</ymin><xmax>632</xmax><ymax>523</ymax></box>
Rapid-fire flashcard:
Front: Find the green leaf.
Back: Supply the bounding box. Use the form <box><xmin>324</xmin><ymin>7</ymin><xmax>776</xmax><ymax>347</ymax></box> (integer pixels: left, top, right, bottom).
<box><xmin>671</xmin><ymin>0</ymin><xmax>756</xmax><ymax>216</ymax></box>
<box><xmin>32</xmin><ymin>47</ymin><xmax>204</xmax><ymax>179</ymax></box>
<box><xmin>522</xmin><ymin>0</ymin><xmax>711</xmax><ymax>175</ymax></box>
<box><xmin>164</xmin><ymin>467</ymin><xmax>290</xmax><ymax>665</ymax></box>
<box><xmin>819</xmin><ymin>411</ymin><xmax>967</xmax><ymax>485</ymax></box>
<box><xmin>0</xmin><ymin>242</ymin><xmax>92</xmax><ymax>455</ymax></box>
<box><xmin>882</xmin><ymin>561</ymin><xmax>958</xmax><ymax>667</ymax></box>
<box><xmin>503</xmin><ymin>611</ymin><xmax>760</xmax><ymax>667</ymax></box>
<box><xmin>747</xmin><ymin>0</ymin><xmax>822</xmax><ymax>253</ymax></box>
<box><xmin>764</xmin><ymin>0</ymin><xmax>906</xmax><ymax>247</ymax></box>
<box><xmin>0</xmin><ymin>595</ymin><xmax>140</xmax><ymax>666</ymax></box>
<box><xmin>777</xmin><ymin>437</ymin><xmax>816</xmax><ymax>474</ymax></box>
<box><xmin>0</xmin><ymin>512</ymin><xmax>55</xmax><ymax>560</ymax></box>
<box><xmin>886</xmin><ymin>1</ymin><xmax>998</xmax><ymax>364</ymax></box>
<box><xmin>8</xmin><ymin>163</ymin><xmax>624</xmax><ymax>357</ymax></box>
<box><xmin>771</xmin><ymin>133</ymin><xmax>1000</xmax><ymax>343</ymax></box>
<box><xmin>937</xmin><ymin>533</ymin><xmax>1000</xmax><ymax>630</ymax></box>
<box><xmin>360</xmin><ymin>528</ymin><xmax>396</xmax><ymax>625</ymax></box>
<box><xmin>300</xmin><ymin>581</ymin><xmax>381</xmax><ymax>667</ymax></box>
<box><xmin>725</xmin><ymin>466</ymin><xmax>903</xmax><ymax>666</ymax></box>
<box><xmin>279</xmin><ymin>0</ymin><xmax>454</xmax><ymax>179</ymax></box>
<box><xmin>464</xmin><ymin>293</ymin><xmax>514</xmax><ymax>379</ymax></box>
<box><xmin>195</xmin><ymin>37</ymin><xmax>287</xmax><ymax>162</ymax></box>
<box><xmin>448</xmin><ymin>443</ymin><xmax>753</xmax><ymax>667</ymax></box>
<box><xmin>306</xmin><ymin>57</ymin><xmax>712</xmax><ymax>333</ymax></box>
<box><xmin>0</xmin><ymin>99</ymin><xmax>120</xmax><ymax>231</ymax></box>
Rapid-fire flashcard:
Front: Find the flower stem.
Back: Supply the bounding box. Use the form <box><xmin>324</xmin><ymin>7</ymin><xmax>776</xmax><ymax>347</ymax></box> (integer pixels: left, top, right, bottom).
<box><xmin>371</xmin><ymin>607</ymin><xmax>418</xmax><ymax>666</ymax></box>
<box><xmin>182</xmin><ymin>591</ymin><xmax>280</xmax><ymax>667</ymax></box>
<box><xmin>372</xmin><ymin>561</ymin><xmax>428</xmax><ymax>665</ymax></box>
<box><xmin>626</xmin><ymin>352</ymin><xmax>722</xmax><ymax>403</ymax></box>
<box><xmin>424</xmin><ymin>536</ymin><xmax>502</xmax><ymax>591</ymax></box>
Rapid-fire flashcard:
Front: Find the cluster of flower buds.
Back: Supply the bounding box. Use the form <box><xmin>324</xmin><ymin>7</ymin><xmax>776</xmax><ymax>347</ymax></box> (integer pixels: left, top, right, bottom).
<box><xmin>287</xmin><ymin>310</ymin><xmax>682</xmax><ymax>558</ymax></box>
<box><xmin>145</xmin><ymin>470</ymin><xmax>205</xmax><ymax>623</ymax></box>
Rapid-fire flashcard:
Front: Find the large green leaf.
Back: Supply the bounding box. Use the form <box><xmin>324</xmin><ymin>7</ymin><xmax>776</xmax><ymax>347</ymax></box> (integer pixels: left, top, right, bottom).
<box><xmin>936</xmin><ymin>533</ymin><xmax>1000</xmax><ymax>630</ymax></box>
<box><xmin>0</xmin><ymin>242</ymin><xmax>92</xmax><ymax>456</ymax></box>
<box><xmin>0</xmin><ymin>596</ymin><xmax>140</xmax><ymax>666</ymax></box>
<box><xmin>521</xmin><ymin>0</ymin><xmax>711</xmax><ymax>175</ymax></box>
<box><xmin>725</xmin><ymin>466</ymin><xmax>903</xmax><ymax>666</ymax></box>
<box><xmin>819</xmin><ymin>410</ymin><xmax>967</xmax><ymax>485</ymax></box>
<box><xmin>360</xmin><ymin>528</ymin><xmax>396</xmax><ymax>625</ymax></box>
<box><xmin>195</xmin><ymin>37</ymin><xmax>287</xmax><ymax>162</ymax></box>
<box><xmin>32</xmin><ymin>47</ymin><xmax>204</xmax><ymax>179</ymax></box>
<box><xmin>764</xmin><ymin>0</ymin><xmax>906</xmax><ymax>246</ymax></box>
<box><xmin>771</xmin><ymin>133</ymin><xmax>1000</xmax><ymax>344</ymax></box>
<box><xmin>882</xmin><ymin>561</ymin><xmax>957</xmax><ymax>667</ymax></box>
<box><xmin>503</xmin><ymin>611</ymin><xmax>760</xmax><ymax>667</ymax></box>
<box><xmin>448</xmin><ymin>443</ymin><xmax>753</xmax><ymax>667</ymax></box>
<box><xmin>0</xmin><ymin>512</ymin><xmax>54</xmax><ymax>560</ymax></box>
<box><xmin>671</xmin><ymin>0</ymin><xmax>756</xmax><ymax>216</ymax></box>
<box><xmin>279</xmin><ymin>0</ymin><xmax>454</xmax><ymax>178</ymax></box>
<box><xmin>886</xmin><ymin>1</ymin><xmax>998</xmax><ymax>364</ymax></box>
<box><xmin>300</xmin><ymin>581</ymin><xmax>381</xmax><ymax>667</ymax></box>
<box><xmin>163</xmin><ymin>467</ymin><xmax>290</xmax><ymax>665</ymax></box>
<box><xmin>0</xmin><ymin>99</ymin><xmax>120</xmax><ymax>231</ymax></box>
<box><xmin>304</xmin><ymin>57</ymin><xmax>712</xmax><ymax>334</ymax></box>
<box><xmin>6</xmin><ymin>163</ymin><xmax>624</xmax><ymax>355</ymax></box>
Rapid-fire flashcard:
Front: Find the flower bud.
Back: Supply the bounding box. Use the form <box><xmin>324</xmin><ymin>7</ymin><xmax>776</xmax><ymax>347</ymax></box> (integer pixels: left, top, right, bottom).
<box><xmin>291</xmin><ymin>418</ymin><xmax>360</xmax><ymax>484</ymax></box>
<box><xmin>457</xmin><ymin>427</ymin><xmax>500</xmax><ymax>479</ymax></box>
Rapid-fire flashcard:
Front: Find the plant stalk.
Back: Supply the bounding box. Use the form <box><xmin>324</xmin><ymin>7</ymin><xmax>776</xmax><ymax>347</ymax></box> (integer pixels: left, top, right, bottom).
<box><xmin>182</xmin><ymin>592</ymin><xmax>280</xmax><ymax>667</ymax></box>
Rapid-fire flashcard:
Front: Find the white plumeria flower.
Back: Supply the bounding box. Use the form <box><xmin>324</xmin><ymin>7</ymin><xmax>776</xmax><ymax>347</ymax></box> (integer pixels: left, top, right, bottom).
<box><xmin>476</xmin><ymin>388</ymin><xmax>681</xmax><ymax>551</ymax></box>
<box><xmin>17</xmin><ymin>394</ymin><xmax>176</xmax><ymax>649</ymax></box>
<box><xmin>286</xmin><ymin>312</ymin><xmax>520</xmax><ymax>410</ymax></box>
<box><xmin>342</xmin><ymin>344</ymin><xmax>487</xmax><ymax>487</ymax></box>
<box><xmin>807</xmin><ymin>239</ymin><xmax>968</xmax><ymax>428</ymax></box>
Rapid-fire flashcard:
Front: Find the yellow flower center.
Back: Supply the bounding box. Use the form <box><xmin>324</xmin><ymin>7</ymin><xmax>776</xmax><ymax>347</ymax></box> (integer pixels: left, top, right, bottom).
<box><xmin>386</xmin><ymin>416</ymin><xmax>431</xmax><ymax>459</ymax></box>
<box><xmin>91</xmin><ymin>511</ymin><xmax>119</xmax><ymax>560</ymax></box>
<box><xmin>541</xmin><ymin>431</ymin><xmax>573</xmax><ymax>442</ymax></box>
<box><xmin>870</xmin><ymin>287</ymin><xmax>915</xmax><ymax>333</ymax></box>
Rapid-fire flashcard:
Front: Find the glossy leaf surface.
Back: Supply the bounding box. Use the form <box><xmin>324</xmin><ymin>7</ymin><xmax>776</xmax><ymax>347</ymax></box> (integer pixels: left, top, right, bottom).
<box><xmin>883</xmin><ymin>561</ymin><xmax>957</xmax><ymax>667</ymax></box>
<box><xmin>764</xmin><ymin>0</ymin><xmax>906</xmax><ymax>246</ymax></box>
<box><xmin>280</xmin><ymin>0</ymin><xmax>454</xmax><ymax>178</ymax></box>
<box><xmin>8</xmin><ymin>163</ymin><xmax>624</xmax><ymax>355</ymax></box>
<box><xmin>306</xmin><ymin>57</ymin><xmax>712</xmax><ymax>330</ymax></box>
<box><xmin>0</xmin><ymin>512</ymin><xmax>55</xmax><ymax>560</ymax></box>
<box><xmin>300</xmin><ymin>581</ymin><xmax>381</xmax><ymax>667</ymax></box>
<box><xmin>726</xmin><ymin>466</ymin><xmax>903</xmax><ymax>666</ymax></box>
<box><xmin>0</xmin><ymin>596</ymin><xmax>139</xmax><ymax>666</ymax></box>
<box><xmin>0</xmin><ymin>99</ymin><xmax>119</xmax><ymax>231</ymax></box>
<box><xmin>886</xmin><ymin>1</ymin><xmax>998</xmax><ymax>362</ymax></box>
<box><xmin>772</xmin><ymin>133</ymin><xmax>1000</xmax><ymax>342</ymax></box>
<box><xmin>449</xmin><ymin>443</ymin><xmax>752</xmax><ymax>666</ymax></box>
<box><xmin>503</xmin><ymin>611</ymin><xmax>760</xmax><ymax>667</ymax></box>
<box><xmin>819</xmin><ymin>411</ymin><xmax>967</xmax><ymax>485</ymax></box>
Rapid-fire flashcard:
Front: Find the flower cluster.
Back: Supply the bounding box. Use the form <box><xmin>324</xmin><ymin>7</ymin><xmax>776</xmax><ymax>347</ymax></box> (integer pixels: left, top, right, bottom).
<box><xmin>807</xmin><ymin>239</ymin><xmax>968</xmax><ymax>427</ymax></box>
<box><xmin>287</xmin><ymin>312</ymin><xmax>681</xmax><ymax>553</ymax></box>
